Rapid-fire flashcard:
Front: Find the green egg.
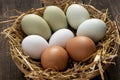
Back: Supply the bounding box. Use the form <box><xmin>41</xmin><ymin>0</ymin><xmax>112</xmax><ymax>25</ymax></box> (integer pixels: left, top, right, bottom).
<box><xmin>43</xmin><ymin>6</ymin><xmax>68</xmax><ymax>32</ymax></box>
<box><xmin>21</xmin><ymin>14</ymin><xmax>51</xmax><ymax>40</ymax></box>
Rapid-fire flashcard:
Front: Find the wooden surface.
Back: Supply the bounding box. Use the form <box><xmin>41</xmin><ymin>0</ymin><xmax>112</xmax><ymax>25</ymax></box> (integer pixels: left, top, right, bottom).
<box><xmin>0</xmin><ymin>0</ymin><xmax>120</xmax><ymax>80</ymax></box>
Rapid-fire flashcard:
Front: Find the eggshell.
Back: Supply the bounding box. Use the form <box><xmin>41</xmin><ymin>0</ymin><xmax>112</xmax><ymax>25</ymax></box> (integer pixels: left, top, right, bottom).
<box><xmin>77</xmin><ymin>18</ymin><xmax>107</xmax><ymax>42</ymax></box>
<box><xmin>43</xmin><ymin>6</ymin><xmax>68</xmax><ymax>32</ymax></box>
<box><xmin>66</xmin><ymin>4</ymin><xmax>90</xmax><ymax>29</ymax></box>
<box><xmin>21</xmin><ymin>14</ymin><xmax>51</xmax><ymax>40</ymax></box>
<box><xmin>41</xmin><ymin>46</ymin><xmax>69</xmax><ymax>71</ymax></box>
<box><xmin>21</xmin><ymin>35</ymin><xmax>49</xmax><ymax>59</ymax></box>
<box><xmin>66</xmin><ymin>36</ymin><xmax>96</xmax><ymax>62</ymax></box>
<box><xmin>49</xmin><ymin>29</ymin><xmax>74</xmax><ymax>48</ymax></box>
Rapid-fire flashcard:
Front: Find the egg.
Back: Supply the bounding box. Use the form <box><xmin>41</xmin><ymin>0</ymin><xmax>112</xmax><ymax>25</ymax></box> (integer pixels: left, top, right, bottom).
<box><xmin>66</xmin><ymin>4</ymin><xmax>90</xmax><ymax>29</ymax></box>
<box><xmin>41</xmin><ymin>46</ymin><xmax>69</xmax><ymax>71</ymax></box>
<box><xmin>49</xmin><ymin>29</ymin><xmax>74</xmax><ymax>48</ymax></box>
<box><xmin>66</xmin><ymin>36</ymin><xmax>96</xmax><ymax>62</ymax></box>
<box><xmin>43</xmin><ymin>6</ymin><xmax>68</xmax><ymax>32</ymax></box>
<box><xmin>21</xmin><ymin>14</ymin><xmax>51</xmax><ymax>40</ymax></box>
<box><xmin>77</xmin><ymin>18</ymin><xmax>107</xmax><ymax>42</ymax></box>
<box><xmin>21</xmin><ymin>35</ymin><xmax>49</xmax><ymax>59</ymax></box>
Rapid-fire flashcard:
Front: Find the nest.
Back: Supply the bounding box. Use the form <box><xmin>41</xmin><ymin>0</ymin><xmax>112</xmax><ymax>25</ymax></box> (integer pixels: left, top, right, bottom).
<box><xmin>1</xmin><ymin>0</ymin><xmax>120</xmax><ymax>80</ymax></box>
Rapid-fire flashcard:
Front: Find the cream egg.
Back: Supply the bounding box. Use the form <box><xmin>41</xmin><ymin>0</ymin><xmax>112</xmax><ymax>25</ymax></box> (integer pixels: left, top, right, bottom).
<box><xmin>21</xmin><ymin>35</ymin><xmax>49</xmax><ymax>59</ymax></box>
<box><xmin>43</xmin><ymin>6</ymin><xmax>68</xmax><ymax>32</ymax></box>
<box><xmin>49</xmin><ymin>29</ymin><xmax>74</xmax><ymax>48</ymax></box>
<box><xmin>21</xmin><ymin>14</ymin><xmax>51</xmax><ymax>40</ymax></box>
<box><xmin>77</xmin><ymin>18</ymin><xmax>107</xmax><ymax>42</ymax></box>
<box><xmin>66</xmin><ymin>4</ymin><xmax>90</xmax><ymax>29</ymax></box>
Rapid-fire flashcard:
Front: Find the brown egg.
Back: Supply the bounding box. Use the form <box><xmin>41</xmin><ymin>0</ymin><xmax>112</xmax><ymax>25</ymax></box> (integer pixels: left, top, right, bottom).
<box><xmin>66</xmin><ymin>36</ymin><xmax>96</xmax><ymax>62</ymax></box>
<box><xmin>41</xmin><ymin>46</ymin><xmax>69</xmax><ymax>71</ymax></box>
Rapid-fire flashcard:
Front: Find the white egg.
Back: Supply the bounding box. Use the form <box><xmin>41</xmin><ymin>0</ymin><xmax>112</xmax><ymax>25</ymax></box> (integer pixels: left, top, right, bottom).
<box><xmin>66</xmin><ymin>4</ymin><xmax>90</xmax><ymax>29</ymax></box>
<box><xmin>21</xmin><ymin>35</ymin><xmax>49</xmax><ymax>59</ymax></box>
<box><xmin>49</xmin><ymin>29</ymin><xmax>74</xmax><ymax>48</ymax></box>
<box><xmin>76</xmin><ymin>18</ymin><xmax>107</xmax><ymax>42</ymax></box>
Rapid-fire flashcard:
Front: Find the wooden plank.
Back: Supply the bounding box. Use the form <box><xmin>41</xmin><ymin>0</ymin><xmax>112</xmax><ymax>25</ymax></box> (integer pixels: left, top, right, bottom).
<box><xmin>104</xmin><ymin>0</ymin><xmax>120</xmax><ymax>80</ymax></box>
<box><xmin>0</xmin><ymin>0</ymin><xmax>42</xmax><ymax>80</ymax></box>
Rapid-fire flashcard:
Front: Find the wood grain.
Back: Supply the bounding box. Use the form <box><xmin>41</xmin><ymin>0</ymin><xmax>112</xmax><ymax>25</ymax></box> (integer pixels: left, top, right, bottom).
<box><xmin>0</xmin><ymin>0</ymin><xmax>120</xmax><ymax>80</ymax></box>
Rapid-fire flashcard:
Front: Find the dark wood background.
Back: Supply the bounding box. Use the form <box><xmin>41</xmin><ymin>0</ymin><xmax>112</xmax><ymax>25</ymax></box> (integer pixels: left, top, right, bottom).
<box><xmin>0</xmin><ymin>0</ymin><xmax>120</xmax><ymax>80</ymax></box>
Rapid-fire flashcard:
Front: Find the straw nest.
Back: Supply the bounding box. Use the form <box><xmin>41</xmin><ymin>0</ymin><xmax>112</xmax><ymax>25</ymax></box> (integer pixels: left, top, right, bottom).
<box><xmin>1</xmin><ymin>0</ymin><xmax>120</xmax><ymax>80</ymax></box>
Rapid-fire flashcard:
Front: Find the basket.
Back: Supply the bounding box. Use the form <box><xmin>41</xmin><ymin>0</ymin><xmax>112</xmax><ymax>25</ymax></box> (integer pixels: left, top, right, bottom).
<box><xmin>1</xmin><ymin>0</ymin><xmax>120</xmax><ymax>80</ymax></box>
